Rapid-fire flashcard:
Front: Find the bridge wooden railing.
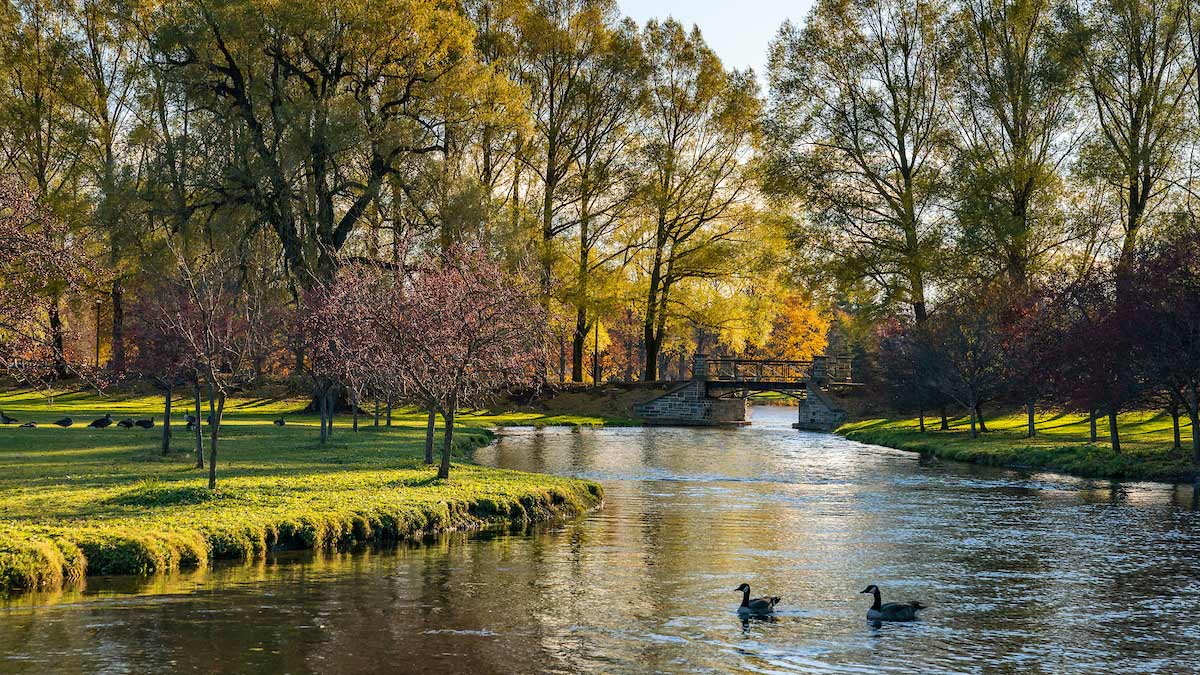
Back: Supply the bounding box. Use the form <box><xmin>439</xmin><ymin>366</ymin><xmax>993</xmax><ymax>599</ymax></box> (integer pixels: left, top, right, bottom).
<box><xmin>701</xmin><ymin>355</ymin><xmax>853</xmax><ymax>384</ymax></box>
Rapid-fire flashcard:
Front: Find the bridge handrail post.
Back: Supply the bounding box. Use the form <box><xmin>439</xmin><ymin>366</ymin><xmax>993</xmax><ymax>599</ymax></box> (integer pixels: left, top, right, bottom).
<box><xmin>811</xmin><ymin>355</ymin><xmax>827</xmax><ymax>382</ymax></box>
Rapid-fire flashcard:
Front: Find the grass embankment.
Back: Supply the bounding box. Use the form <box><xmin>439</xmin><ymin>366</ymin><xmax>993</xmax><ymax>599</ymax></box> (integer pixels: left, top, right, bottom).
<box><xmin>840</xmin><ymin>410</ymin><xmax>1199</xmax><ymax>482</ymax></box>
<box><xmin>0</xmin><ymin>390</ymin><xmax>605</xmax><ymax>594</ymax></box>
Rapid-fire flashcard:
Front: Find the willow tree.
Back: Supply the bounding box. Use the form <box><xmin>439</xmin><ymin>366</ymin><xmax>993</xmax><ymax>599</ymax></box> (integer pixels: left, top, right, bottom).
<box><xmin>637</xmin><ymin>19</ymin><xmax>759</xmax><ymax>381</ymax></box>
<box><xmin>950</xmin><ymin>0</ymin><xmax>1078</xmax><ymax>285</ymax></box>
<box><xmin>148</xmin><ymin>0</ymin><xmax>501</xmax><ymax>285</ymax></box>
<box><xmin>766</xmin><ymin>0</ymin><xmax>952</xmax><ymax>322</ymax></box>
<box><xmin>1063</xmin><ymin>0</ymin><xmax>1193</xmax><ymax>269</ymax></box>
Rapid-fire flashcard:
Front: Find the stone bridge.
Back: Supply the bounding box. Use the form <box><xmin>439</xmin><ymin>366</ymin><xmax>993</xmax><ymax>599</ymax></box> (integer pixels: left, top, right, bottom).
<box><xmin>636</xmin><ymin>354</ymin><xmax>854</xmax><ymax>431</ymax></box>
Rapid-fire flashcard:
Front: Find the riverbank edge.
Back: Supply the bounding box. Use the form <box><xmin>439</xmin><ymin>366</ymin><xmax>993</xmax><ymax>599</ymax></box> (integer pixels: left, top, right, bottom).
<box><xmin>0</xmin><ymin>431</ymin><xmax>604</xmax><ymax>595</ymax></box>
<box><xmin>838</xmin><ymin>422</ymin><xmax>1198</xmax><ymax>483</ymax></box>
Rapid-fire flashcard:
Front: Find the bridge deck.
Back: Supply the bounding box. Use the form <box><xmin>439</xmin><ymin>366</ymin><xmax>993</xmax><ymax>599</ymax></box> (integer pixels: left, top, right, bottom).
<box><xmin>702</xmin><ymin>356</ymin><xmax>853</xmax><ymax>388</ymax></box>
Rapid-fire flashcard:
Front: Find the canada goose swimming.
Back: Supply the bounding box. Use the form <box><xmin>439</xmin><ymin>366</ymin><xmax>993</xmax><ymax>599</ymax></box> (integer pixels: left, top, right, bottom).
<box><xmin>134</xmin><ymin>419</ymin><xmax>154</xmax><ymax>429</ymax></box>
<box><xmin>117</xmin><ymin>418</ymin><xmax>135</xmax><ymax>428</ymax></box>
<box><xmin>88</xmin><ymin>413</ymin><xmax>113</xmax><ymax>429</ymax></box>
<box><xmin>273</xmin><ymin>418</ymin><xmax>286</xmax><ymax>426</ymax></box>
<box><xmin>52</xmin><ymin>417</ymin><xmax>72</xmax><ymax>428</ymax></box>
<box><xmin>0</xmin><ymin>411</ymin><xmax>18</xmax><ymax>424</ymax></box>
<box><xmin>860</xmin><ymin>585</ymin><xmax>926</xmax><ymax>622</ymax></box>
<box><xmin>735</xmin><ymin>583</ymin><xmax>780</xmax><ymax>615</ymax></box>
<box><xmin>19</xmin><ymin>421</ymin><xmax>36</xmax><ymax>428</ymax></box>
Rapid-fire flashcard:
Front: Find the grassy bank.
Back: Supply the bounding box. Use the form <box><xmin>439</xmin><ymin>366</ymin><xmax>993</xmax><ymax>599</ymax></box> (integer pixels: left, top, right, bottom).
<box><xmin>840</xmin><ymin>410</ymin><xmax>1199</xmax><ymax>482</ymax></box>
<box><xmin>0</xmin><ymin>389</ymin><xmax>605</xmax><ymax>594</ymax></box>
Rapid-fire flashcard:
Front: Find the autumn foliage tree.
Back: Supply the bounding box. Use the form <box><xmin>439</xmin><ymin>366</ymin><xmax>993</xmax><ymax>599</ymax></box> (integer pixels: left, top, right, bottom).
<box><xmin>0</xmin><ymin>176</ymin><xmax>89</xmax><ymax>387</ymax></box>
<box><xmin>377</xmin><ymin>250</ymin><xmax>547</xmax><ymax>479</ymax></box>
<box><xmin>147</xmin><ymin>247</ymin><xmax>280</xmax><ymax>488</ymax></box>
<box><xmin>926</xmin><ymin>288</ymin><xmax>1010</xmax><ymax>438</ymax></box>
<box><xmin>126</xmin><ymin>293</ymin><xmax>194</xmax><ymax>456</ymax></box>
<box><xmin>1037</xmin><ymin>268</ymin><xmax>1143</xmax><ymax>453</ymax></box>
<box><xmin>296</xmin><ymin>266</ymin><xmax>389</xmax><ymax>442</ymax></box>
<box><xmin>1124</xmin><ymin>234</ymin><xmax>1200</xmax><ymax>462</ymax></box>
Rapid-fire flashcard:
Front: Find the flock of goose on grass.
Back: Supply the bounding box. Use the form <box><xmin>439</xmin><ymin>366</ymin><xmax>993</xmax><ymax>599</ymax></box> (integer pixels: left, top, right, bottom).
<box><xmin>0</xmin><ymin>409</ymin><xmax>289</xmax><ymax>430</ymax></box>
<box><xmin>737</xmin><ymin>583</ymin><xmax>927</xmax><ymax>623</ymax></box>
<box><xmin>0</xmin><ymin>410</ymin><xmax>154</xmax><ymax>429</ymax></box>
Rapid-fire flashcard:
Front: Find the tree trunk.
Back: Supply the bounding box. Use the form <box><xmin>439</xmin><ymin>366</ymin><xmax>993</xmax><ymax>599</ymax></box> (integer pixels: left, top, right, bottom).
<box><xmin>939</xmin><ymin>407</ymin><xmax>949</xmax><ymax>431</ymax></box>
<box><xmin>374</xmin><ymin>399</ymin><xmax>380</xmax><ymax>427</ymax></box>
<box><xmin>386</xmin><ymin>395</ymin><xmax>393</xmax><ymax>427</ymax></box>
<box><xmin>162</xmin><ymin>388</ymin><xmax>172</xmax><ymax>455</ymax></box>
<box><xmin>572</xmin><ymin>307</ymin><xmax>587</xmax><ymax>383</ymax></box>
<box><xmin>319</xmin><ymin>390</ymin><xmax>328</xmax><ymax>444</ymax></box>
<box><xmin>969</xmin><ymin>401</ymin><xmax>978</xmax><ymax>439</ymax></box>
<box><xmin>1190</xmin><ymin>383</ymin><xmax>1200</xmax><ymax>464</ymax></box>
<box><xmin>558</xmin><ymin>334</ymin><xmax>566</xmax><ymax>383</ymax></box>
<box><xmin>1027</xmin><ymin>400</ymin><xmax>1036</xmax><ymax>438</ymax></box>
<box><xmin>1089</xmin><ymin>409</ymin><xmax>1098</xmax><ymax>443</ymax></box>
<box><xmin>352</xmin><ymin>390</ymin><xmax>359</xmax><ymax>432</ymax></box>
<box><xmin>917</xmin><ymin>400</ymin><xmax>925</xmax><ymax>433</ymax></box>
<box><xmin>425</xmin><ymin>405</ymin><xmax>436</xmax><ymax>465</ymax></box>
<box><xmin>1108</xmin><ymin>409</ymin><xmax>1121</xmax><ymax>454</ymax></box>
<box><xmin>193</xmin><ymin>381</ymin><xmax>204</xmax><ymax>469</ymax></box>
<box><xmin>642</xmin><ymin>247</ymin><xmax>666</xmax><ymax>382</ymax></box>
<box><xmin>1171</xmin><ymin>404</ymin><xmax>1182</xmax><ymax>450</ymax></box>
<box><xmin>439</xmin><ymin>401</ymin><xmax>456</xmax><ymax>480</ymax></box>
<box><xmin>110</xmin><ymin>278</ymin><xmax>126</xmax><ymax>372</ymax></box>
<box><xmin>208</xmin><ymin>393</ymin><xmax>226</xmax><ymax>489</ymax></box>
<box><xmin>326</xmin><ymin>389</ymin><xmax>335</xmax><ymax>439</ymax></box>
<box><xmin>49</xmin><ymin>300</ymin><xmax>67</xmax><ymax>378</ymax></box>
<box><xmin>975</xmin><ymin>403</ymin><xmax>988</xmax><ymax>432</ymax></box>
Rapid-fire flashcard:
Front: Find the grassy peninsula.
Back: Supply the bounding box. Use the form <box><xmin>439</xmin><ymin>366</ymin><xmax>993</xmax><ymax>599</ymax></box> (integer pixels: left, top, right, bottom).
<box><xmin>0</xmin><ymin>390</ymin><xmax>605</xmax><ymax>594</ymax></box>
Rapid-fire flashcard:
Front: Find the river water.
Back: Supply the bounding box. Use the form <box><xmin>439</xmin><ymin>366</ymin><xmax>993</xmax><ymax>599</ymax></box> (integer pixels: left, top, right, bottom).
<box><xmin>2</xmin><ymin>406</ymin><xmax>1199</xmax><ymax>674</ymax></box>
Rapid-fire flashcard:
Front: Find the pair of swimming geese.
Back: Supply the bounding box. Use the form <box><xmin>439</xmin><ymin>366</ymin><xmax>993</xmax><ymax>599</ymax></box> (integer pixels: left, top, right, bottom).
<box><xmin>736</xmin><ymin>583</ymin><xmax>926</xmax><ymax>622</ymax></box>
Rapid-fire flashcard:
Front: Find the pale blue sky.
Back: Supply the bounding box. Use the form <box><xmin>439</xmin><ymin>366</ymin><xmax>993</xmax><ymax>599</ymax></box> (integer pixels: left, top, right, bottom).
<box><xmin>620</xmin><ymin>0</ymin><xmax>815</xmax><ymax>81</ymax></box>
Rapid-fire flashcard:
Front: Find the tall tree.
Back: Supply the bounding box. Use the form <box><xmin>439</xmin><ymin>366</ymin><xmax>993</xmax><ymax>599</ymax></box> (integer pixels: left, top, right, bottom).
<box><xmin>950</xmin><ymin>0</ymin><xmax>1077</xmax><ymax>285</ymax></box>
<box><xmin>637</xmin><ymin>19</ymin><xmax>759</xmax><ymax>380</ymax></box>
<box><xmin>0</xmin><ymin>0</ymin><xmax>89</xmax><ymax>374</ymax></box>
<box><xmin>67</xmin><ymin>0</ymin><xmax>144</xmax><ymax>371</ymax></box>
<box><xmin>508</xmin><ymin>0</ymin><xmax>616</xmax><ymax>301</ymax></box>
<box><xmin>766</xmin><ymin>0</ymin><xmax>952</xmax><ymax>322</ymax></box>
<box><xmin>565</xmin><ymin>17</ymin><xmax>644</xmax><ymax>381</ymax></box>
<box><xmin>1064</xmin><ymin>0</ymin><xmax>1193</xmax><ymax>268</ymax></box>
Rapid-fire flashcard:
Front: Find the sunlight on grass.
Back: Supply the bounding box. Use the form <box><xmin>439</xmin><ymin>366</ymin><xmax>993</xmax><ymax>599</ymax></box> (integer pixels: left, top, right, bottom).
<box><xmin>839</xmin><ymin>410</ymin><xmax>1197</xmax><ymax>482</ymax></box>
<box><xmin>0</xmin><ymin>391</ymin><xmax>604</xmax><ymax>594</ymax></box>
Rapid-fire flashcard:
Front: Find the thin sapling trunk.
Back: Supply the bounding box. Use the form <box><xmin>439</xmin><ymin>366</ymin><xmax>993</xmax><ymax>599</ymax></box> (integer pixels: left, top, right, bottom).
<box><xmin>1108</xmin><ymin>409</ymin><xmax>1121</xmax><ymax>454</ymax></box>
<box><xmin>425</xmin><ymin>405</ymin><xmax>436</xmax><ymax>465</ymax></box>
<box><xmin>193</xmin><ymin>380</ymin><xmax>204</xmax><ymax>468</ymax></box>
<box><xmin>208</xmin><ymin>393</ymin><xmax>226</xmax><ymax>489</ymax></box>
<box><xmin>439</xmin><ymin>401</ymin><xmax>456</xmax><ymax>480</ymax></box>
<box><xmin>162</xmin><ymin>387</ymin><xmax>172</xmax><ymax>455</ymax></box>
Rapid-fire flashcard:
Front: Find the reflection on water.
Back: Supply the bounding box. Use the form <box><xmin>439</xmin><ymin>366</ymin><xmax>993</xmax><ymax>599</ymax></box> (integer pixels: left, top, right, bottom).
<box><xmin>2</xmin><ymin>407</ymin><xmax>1199</xmax><ymax>674</ymax></box>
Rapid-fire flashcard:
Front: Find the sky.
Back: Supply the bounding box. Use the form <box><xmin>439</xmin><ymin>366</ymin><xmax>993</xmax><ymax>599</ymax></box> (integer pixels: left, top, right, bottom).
<box><xmin>619</xmin><ymin>0</ymin><xmax>815</xmax><ymax>82</ymax></box>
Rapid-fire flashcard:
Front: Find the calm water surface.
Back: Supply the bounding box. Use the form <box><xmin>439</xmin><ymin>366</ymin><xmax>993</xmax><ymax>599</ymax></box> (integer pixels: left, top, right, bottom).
<box><xmin>3</xmin><ymin>406</ymin><xmax>1200</xmax><ymax>674</ymax></box>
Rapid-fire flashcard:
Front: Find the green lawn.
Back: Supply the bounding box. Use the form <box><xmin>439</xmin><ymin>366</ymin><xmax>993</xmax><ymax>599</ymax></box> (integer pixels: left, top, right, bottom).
<box><xmin>0</xmin><ymin>389</ymin><xmax>605</xmax><ymax>594</ymax></box>
<box><xmin>839</xmin><ymin>409</ymin><xmax>1199</xmax><ymax>482</ymax></box>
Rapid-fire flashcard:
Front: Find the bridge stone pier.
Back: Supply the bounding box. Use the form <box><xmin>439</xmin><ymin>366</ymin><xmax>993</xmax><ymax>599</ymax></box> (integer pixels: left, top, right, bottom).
<box><xmin>636</xmin><ymin>354</ymin><xmax>852</xmax><ymax>431</ymax></box>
